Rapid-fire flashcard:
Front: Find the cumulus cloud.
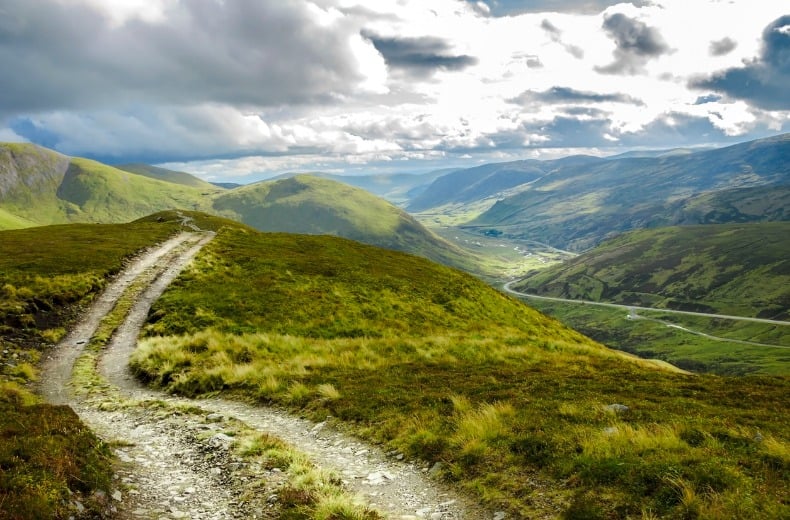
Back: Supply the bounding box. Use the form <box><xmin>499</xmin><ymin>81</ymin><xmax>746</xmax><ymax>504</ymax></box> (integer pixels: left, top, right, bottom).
<box><xmin>362</xmin><ymin>31</ymin><xmax>478</xmax><ymax>77</ymax></box>
<box><xmin>596</xmin><ymin>12</ymin><xmax>670</xmax><ymax>74</ymax></box>
<box><xmin>692</xmin><ymin>16</ymin><xmax>790</xmax><ymax>110</ymax></box>
<box><xmin>709</xmin><ymin>37</ymin><xmax>738</xmax><ymax>56</ymax></box>
<box><xmin>510</xmin><ymin>87</ymin><xmax>643</xmax><ymax>105</ymax></box>
<box><xmin>0</xmin><ymin>0</ymin><xmax>368</xmax><ymax>116</ymax></box>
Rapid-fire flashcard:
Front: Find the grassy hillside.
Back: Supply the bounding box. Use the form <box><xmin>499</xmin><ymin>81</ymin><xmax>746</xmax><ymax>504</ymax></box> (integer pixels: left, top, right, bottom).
<box><xmin>514</xmin><ymin>223</ymin><xmax>790</xmax><ymax>318</ymax></box>
<box><xmin>1</xmin><ymin>146</ymin><xmax>483</xmax><ymax>275</ymax></box>
<box><xmin>0</xmin><ymin>144</ymin><xmax>218</xmax><ymax>227</ymax></box>
<box><xmin>0</xmin><ymin>215</ymin><xmax>184</xmax><ymax>519</ymax></box>
<box><xmin>407</xmin><ymin>158</ymin><xmax>593</xmax><ymax>212</ymax></box>
<box><xmin>512</xmin><ymin>223</ymin><xmax>790</xmax><ymax>375</ymax></box>
<box><xmin>117</xmin><ymin>163</ymin><xmax>220</xmax><ymax>190</ymax></box>
<box><xmin>272</xmin><ymin>169</ymin><xmax>449</xmax><ymax>205</ymax></box>
<box><xmin>131</xmin><ymin>226</ymin><xmax>788</xmax><ymax>519</ymax></box>
<box><xmin>0</xmin><ymin>211</ymin><xmax>241</xmax><ymax>518</ymax></box>
<box><xmin>470</xmin><ymin>133</ymin><xmax>790</xmax><ymax>251</ymax></box>
<box><xmin>0</xmin><ymin>143</ymin><xmax>72</xmax><ymax>227</ymax></box>
<box><xmin>212</xmin><ymin>175</ymin><xmax>478</xmax><ymax>271</ymax></box>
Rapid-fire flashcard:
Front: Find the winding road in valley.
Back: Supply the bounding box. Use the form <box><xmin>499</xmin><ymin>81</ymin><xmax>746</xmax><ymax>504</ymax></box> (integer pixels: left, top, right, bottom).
<box><xmin>39</xmin><ymin>230</ymin><xmax>492</xmax><ymax>520</ymax></box>
<box><xmin>503</xmin><ymin>281</ymin><xmax>790</xmax><ymax>349</ymax></box>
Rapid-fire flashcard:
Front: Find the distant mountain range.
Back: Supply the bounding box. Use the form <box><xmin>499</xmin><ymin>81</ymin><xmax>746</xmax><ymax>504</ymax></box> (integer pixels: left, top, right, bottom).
<box><xmin>410</xmin><ymin>133</ymin><xmax>789</xmax><ymax>251</ymax></box>
<box><xmin>0</xmin><ymin>143</ymin><xmax>471</xmax><ymax>270</ymax></box>
<box><xmin>3</xmin><ymin>132</ymin><xmax>788</xmax><ymax>273</ymax></box>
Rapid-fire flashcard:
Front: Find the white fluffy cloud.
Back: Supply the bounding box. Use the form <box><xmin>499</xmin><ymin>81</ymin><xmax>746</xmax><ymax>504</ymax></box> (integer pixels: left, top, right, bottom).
<box><xmin>0</xmin><ymin>0</ymin><xmax>787</xmax><ymax>179</ymax></box>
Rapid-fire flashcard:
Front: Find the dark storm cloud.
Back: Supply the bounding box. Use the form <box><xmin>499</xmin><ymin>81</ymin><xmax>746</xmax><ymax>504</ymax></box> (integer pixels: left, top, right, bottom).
<box><xmin>595</xmin><ymin>12</ymin><xmax>670</xmax><ymax>74</ymax></box>
<box><xmin>541</xmin><ymin>18</ymin><xmax>584</xmax><ymax>58</ymax></box>
<box><xmin>466</xmin><ymin>1</ymin><xmax>651</xmax><ymax>17</ymax></box>
<box><xmin>709</xmin><ymin>37</ymin><xmax>738</xmax><ymax>56</ymax></box>
<box><xmin>0</xmin><ymin>0</ymin><xmax>363</xmax><ymax>116</ymax></box>
<box><xmin>692</xmin><ymin>16</ymin><xmax>790</xmax><ymax>110</ymax></box>
<box><xmin>510</xmin><ymin>87</ymin><xmax>643</xmax><ymax>105</ymax></box>
<box><xmin>362</xmin><ymin>31</ymin><xmax>477</xmax><ymax>77</ymax></box>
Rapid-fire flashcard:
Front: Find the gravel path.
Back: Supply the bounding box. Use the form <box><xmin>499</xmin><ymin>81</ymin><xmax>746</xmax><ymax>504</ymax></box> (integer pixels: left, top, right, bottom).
<box><xmin>39</xmin><ymin>231</ymin><xmax>495</xmax><ymax>520</ymax></box>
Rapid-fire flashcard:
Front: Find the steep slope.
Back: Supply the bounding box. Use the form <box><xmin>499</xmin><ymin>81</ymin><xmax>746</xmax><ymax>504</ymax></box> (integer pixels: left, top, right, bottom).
<box><xmin>514</xmin><ymin>222</ymin><xmax>790</xmax><ymax>319</ymax></box>
<box><xmin>212</xmin><ymin>175</ymin><xmax>476</xmax><ymax>270</ymax></box>
<box><xmin>407</xmin><ymin>156</ymin><xmax>602</xmax><ymax>212</ymax></box>
<box><xmin>130</xmin><ymin>225</ymin><xmax>788</xmax><ymax>519</ymax></box>
<box><xmin>0</xmin><ymin>144</ymin><xmax>217</xmax><ymax>227</ymax></box>
<box><xmin>470</xmin><ymin>133</ymin><xmax>790</xmax><ymax>250</ymax></box>
<box><xmin>117</xmin><ymin>163</ymin><xmax>220</xmax><ymax>191</ymax></box>
<box><xmin>0</xmin><ymin>143</ymin><xmax>72</xmax><ymax>226</ymax></box>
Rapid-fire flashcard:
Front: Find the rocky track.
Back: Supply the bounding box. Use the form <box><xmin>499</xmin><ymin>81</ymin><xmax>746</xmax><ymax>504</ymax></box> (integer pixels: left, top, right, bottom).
<box><xmin>39</xmin><ymin>231</ymin><xmax>495</xmax><ymax>519</ymax></box>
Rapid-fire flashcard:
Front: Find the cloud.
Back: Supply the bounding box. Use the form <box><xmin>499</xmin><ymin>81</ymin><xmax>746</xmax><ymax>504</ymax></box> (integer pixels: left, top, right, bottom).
<box><xmin>709</xmin><ymin>37</ymin><xmax>738</xmax><ymax>56</ymax></box>
<box><xmin>693</xmin><ymin>94</ymin><xmax>723</xmax><ymax>105</ymax></box>
<box><xmin>510</xmin><ymin>87</ymin><xmax>643</xmax><ymax>105</ymax></box>
<box><xmin>465</xmin><ymin>1</ymin><xmax>650</xmax><ymax>17</ymax></box>
<box><xmin>541</xmin><ymin>18</ymin><xmax>584</xmax><ymax>58</ymax></box>
<box><xmin>0</xmin><ymin>0</ymin><xmax>369</xmax><ymax>117</ymax></box>
<box><xmin>691</xmin><ymin>16</ymin><xmax>790</xmax><ymax>110</ymax></box>
<box><xmin>362</xmin><ymin>31</ymin><xmax>478</xmax><ymax>77</ymax></box>
<box><xmin>596</xmin><ymin>12</ymin><xmax>670</xmax><ymax>74</ymax></box>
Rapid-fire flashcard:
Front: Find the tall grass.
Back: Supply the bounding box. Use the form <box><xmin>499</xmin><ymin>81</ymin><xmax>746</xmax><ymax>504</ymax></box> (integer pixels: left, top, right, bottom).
<box><xmin>132</xmin><ymin>227</ymin><xmax>790</xmax><ymax>518</ymax></box>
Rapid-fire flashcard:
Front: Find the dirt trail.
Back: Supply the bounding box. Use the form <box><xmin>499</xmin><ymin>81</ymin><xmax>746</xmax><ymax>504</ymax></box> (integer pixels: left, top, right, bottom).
<box><xmin>39</xmin><ymin>231</ymin><xmax>494</xmax><ymax>519</ymax></box>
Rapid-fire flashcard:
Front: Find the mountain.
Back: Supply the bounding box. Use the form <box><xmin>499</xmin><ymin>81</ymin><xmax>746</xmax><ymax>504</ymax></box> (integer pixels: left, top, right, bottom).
<box><xmin>407</xmin><ymin>156</ymin><xmax>603</xmax><ymax>213</ymax></box>
<box><xmin>0</xmin><ymin>143</ymin><xmax>217</xmax><ymax>228</ymax></box>
<box><xmin>513</xmin><ymin>222</ymin><xmax>790</xmax><ymax>319</ymax></box>
<box><xmin>468</xmin><ymin>133</ymin><xmax>790</xmax><ymax>251</ymax></box>
<box><xmin>116</xmin><ymin>163</ymin><xmax>218</xmax><ymax>190</ymax></box>
<box><xmin>0</xmin><ymin>145</ymin><xmax>475</xmax><ymax>271</ymax></box>
<box><xmin>271</xmin><ymin>169</ymin><xmax>450</xmax><ymax>205</ymax></box>
<box><xmin>211</xmin><ymin>175</ymin><xmax>476</xmax><ymax>269</ymax></box>
<box><xmin>211</xmin><ymin>182</ymin><xmax>243</xmax><ymax>189</ymax></box>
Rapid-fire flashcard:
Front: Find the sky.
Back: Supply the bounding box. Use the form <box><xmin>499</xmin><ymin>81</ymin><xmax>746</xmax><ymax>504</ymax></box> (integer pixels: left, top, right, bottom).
<box><xmin>0</xmin><ymin>0</ymin><xmax>788</xmax><ymax>183</ymax></box>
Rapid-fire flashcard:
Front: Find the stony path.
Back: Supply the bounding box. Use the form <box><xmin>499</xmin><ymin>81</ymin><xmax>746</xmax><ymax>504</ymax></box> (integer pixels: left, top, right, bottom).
<box><xmin>39</xmin><ymin>231</ymin><xmax>496</xmax><ymax>519</ymax></box>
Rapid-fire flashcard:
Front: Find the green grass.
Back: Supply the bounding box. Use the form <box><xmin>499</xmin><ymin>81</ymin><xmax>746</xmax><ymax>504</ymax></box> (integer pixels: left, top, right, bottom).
<box><xmin>513</xmin><ymin>222</ymin><xmax>790</xmax><ymax>375</ymax></box>
<box><xmin>0</xmin><ymin>144</ymin><xmax>217</xmax><ymax>227</ymax></box>
<box><xmin>0</xmin><ymin>401</ymin><xmax>113</xmax><ymax>519</ymax></box>
<box><xmin>525</xmin><ymin>300</ymin><xmax>790</xmax><ymax>376</ymax></box>
<box><xmin>516</xmin><ymin>223</ymin><xmax>790</xmax><ymax>319</ymax></box>
<box><xmin>0</xmin><ymin>211</ymin><xmax>238</xmax><ymax>520</ymax></box>
<box><xmin>212</xmin><ymin>175</ymin><xmax>478</xmax><ymax>273</ymax></box>
<box><xmin>132</xmin><ymin>226</ymin><xmax>789</xmax><ymax>519</ymax></box>
<box><xmin>2</xmin><ymin>145</ymin><xmax>482</xmax><ymax>276</ymax></box>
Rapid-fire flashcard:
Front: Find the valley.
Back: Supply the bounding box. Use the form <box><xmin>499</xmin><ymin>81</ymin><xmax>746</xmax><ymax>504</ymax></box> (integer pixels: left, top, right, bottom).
<box><xmin>1</xmin><ymin>133</ymin><xmax>788</xmax><ymax>520</ymax></box>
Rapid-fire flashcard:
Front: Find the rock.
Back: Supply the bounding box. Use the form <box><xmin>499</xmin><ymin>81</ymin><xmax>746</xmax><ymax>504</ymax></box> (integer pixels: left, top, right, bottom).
<box><xmin>428</xmin><ymin>462</ymin><xmax>444</xmax><ymax>477</ymax></box>
<box><xmin>209</xmin><ymin>433</ymin><xmax>235</xmax><ymax>448</ymax></box>
<box><xmin>605</xmin><ymin>403</ymin><xmax>629</xmax><ymax>413</ymax></box>
<box><xmin>367</xmin><ymin>471</ymin><xmax>395</xmax><ymax>485</ymax></box>
<box><xmin>494</xmin><ymin>512</ymin><xmax>506</xmax><ymax>520</ymax></box>
<box><xmin>206</xmin><ymin>413</ymin><xmax>224</xmax><ymax>423</ymax></box>
<box><xmin>111</xmin><ymin>490</ymin><xmax>122</xmax><ymax>501</ymax></box>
